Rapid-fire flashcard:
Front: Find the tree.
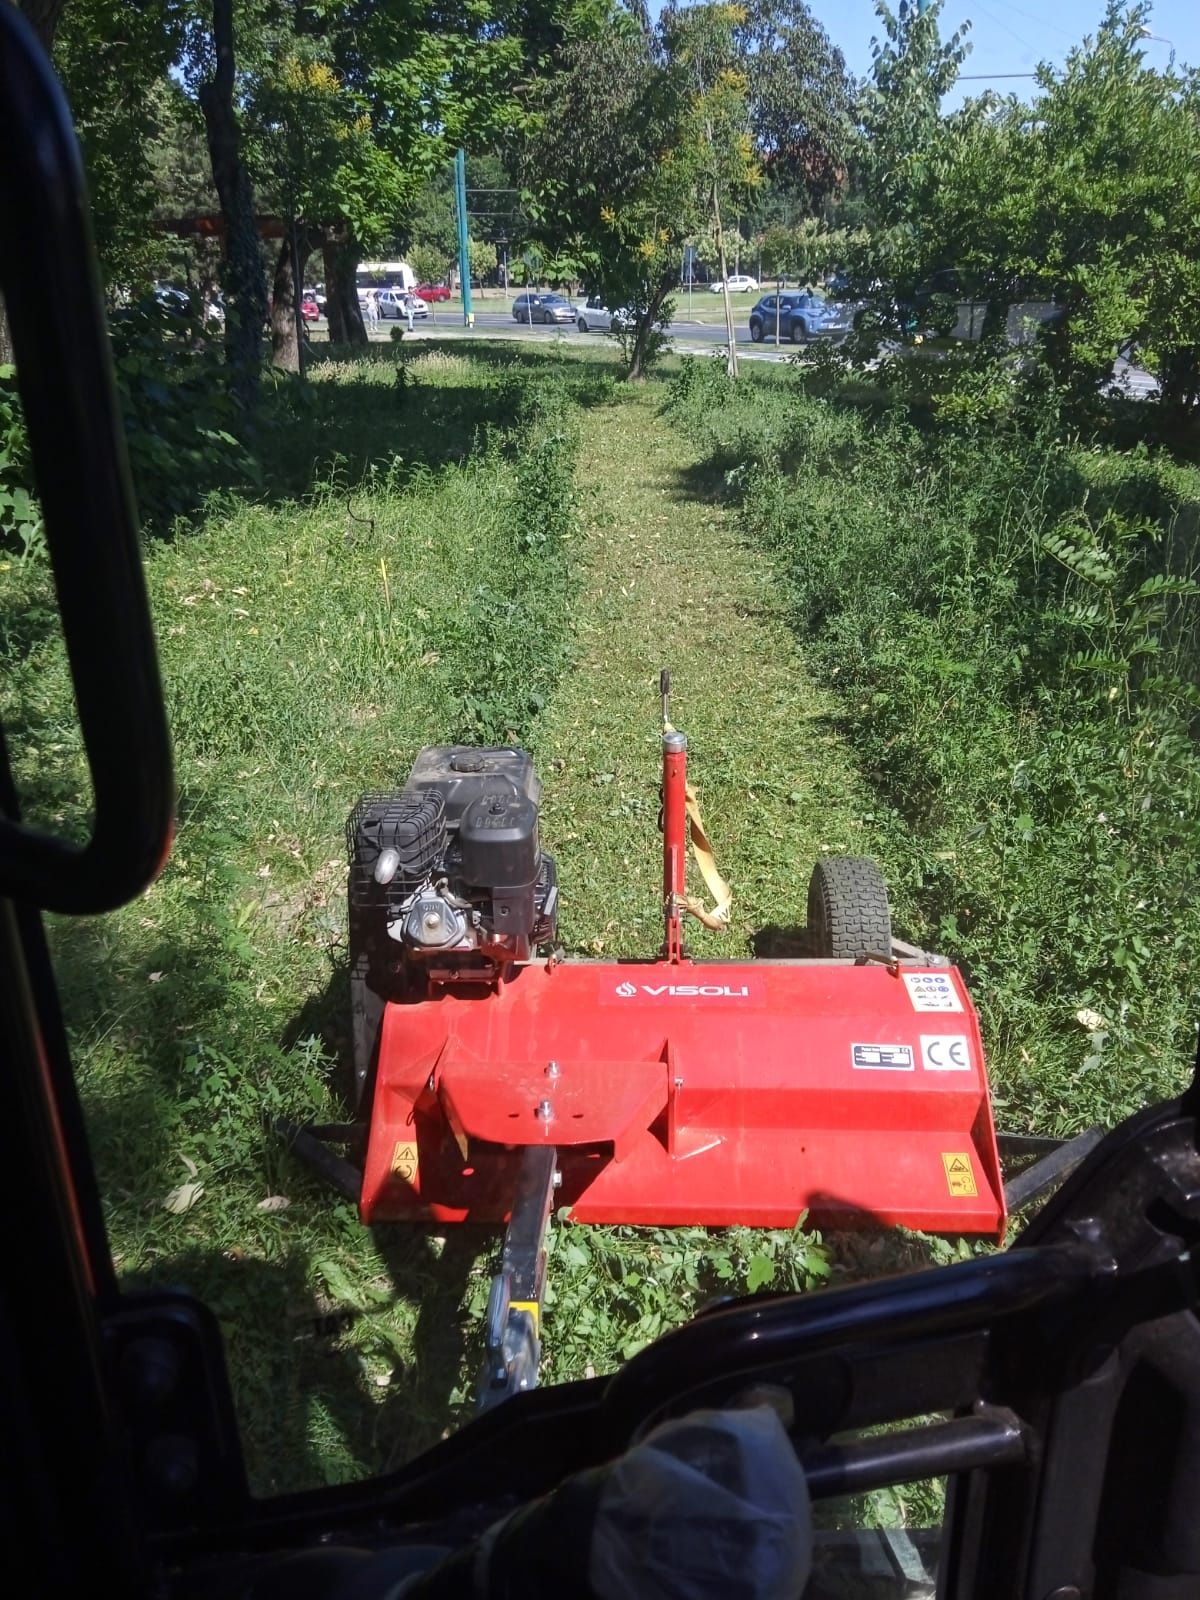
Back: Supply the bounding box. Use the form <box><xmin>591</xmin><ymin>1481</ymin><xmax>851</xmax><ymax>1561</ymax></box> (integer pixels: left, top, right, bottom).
<box><xmin>251</xmin><ymin>45</ymin><xmax>400</xmax><ymax>368</ymax></box>
<box><xmin>520</xmin><ymin>2</ymin><xmax>759</xmax><ymax>379</ymax></box>
<box><xmin>733</xmin><ymin>0</ymin><xmax>854</xmax><ymax>207</ymax></box>
<box><xmin>877</xmin><ymin>0</ymin><xmax>1200</xmax><ymax>413</ymax></box>
<box><xmin>847</xmin><ymin>0</ymin><xmax>974</xmax><ymax>338</ymax></box>
<box><xmin>404</xmin><ymin>155</ymin><xmax>528</xmax><ymax>292</ymax></box>
<box><xmin>857</xmin><ymin>0</ymin><xmax>971</xmax><ymax>239</ymax></box>
<box><xmin>305</xmin><ymin>0</ymin><xmax>590</xmax><ymax>341</ymax></box>
<box><xmin>663</xmin><ymin>2</ymin><xmax>761</xmax><ymax>375</ymax></box>
<box><xmin>1</xmin><ymin>0</ymin><xmax>78</xmax><ymax>361</ymax></box>
<box><xmin>52</xmin><ymin>0</ymin><xmax>191</xmax><ymax>297</ymax></box>
<box><xmin>468</xmin><ymin>235</ymin><xmax>496</xmax><ymax>291</ymax></box>
<box><xmin>196</xmin><ymin>0</ymin><xmax>268</xmax><ymax>404</ymax></box>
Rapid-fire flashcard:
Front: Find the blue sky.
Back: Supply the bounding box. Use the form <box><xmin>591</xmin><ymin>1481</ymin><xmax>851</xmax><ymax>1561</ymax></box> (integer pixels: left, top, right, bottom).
<box><xmin>803</xmin><ymin>0</ymin><xmax>1197</xmax><ymax>108</ymax></box>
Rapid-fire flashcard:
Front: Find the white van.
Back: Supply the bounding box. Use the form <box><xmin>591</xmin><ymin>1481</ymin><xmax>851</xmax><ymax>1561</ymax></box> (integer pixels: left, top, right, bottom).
<box><xmin>357</xmin><ymin>261</ymin><xmax>415</xmax><ymax>292</ymax></box>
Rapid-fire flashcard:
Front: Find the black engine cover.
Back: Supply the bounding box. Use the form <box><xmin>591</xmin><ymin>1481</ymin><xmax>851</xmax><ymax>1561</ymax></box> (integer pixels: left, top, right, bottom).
<box><xmin>406</xmin><ymin>747</ymin><xmax>541</xmax><ymax>893</ymax></box>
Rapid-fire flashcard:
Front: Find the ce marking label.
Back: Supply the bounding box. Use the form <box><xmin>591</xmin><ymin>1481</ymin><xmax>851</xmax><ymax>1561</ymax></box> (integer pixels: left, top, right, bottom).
<box><xmin>920</xmin><ymin>1035</ymin><xmax>971</xmax><ymax>1072</ymax></box>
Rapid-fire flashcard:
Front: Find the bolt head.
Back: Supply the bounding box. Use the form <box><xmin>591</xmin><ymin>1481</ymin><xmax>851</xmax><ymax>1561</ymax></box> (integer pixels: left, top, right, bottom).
<box><xmin>535</xmin><ymin>1099</ymin><xmax>554</xmax><ymax>1121</ymax></box>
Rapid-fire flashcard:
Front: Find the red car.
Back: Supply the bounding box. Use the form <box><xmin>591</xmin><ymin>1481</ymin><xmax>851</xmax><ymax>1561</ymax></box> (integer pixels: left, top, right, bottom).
<box><xmin>300</xmin><ymin>295</ymin><xmax>320</xmax><ymax>321</ymax></box>
<box><xmin>416</xmin><ymin>283</ymin><xmax>451</xmax><ymax>303</ymax></box>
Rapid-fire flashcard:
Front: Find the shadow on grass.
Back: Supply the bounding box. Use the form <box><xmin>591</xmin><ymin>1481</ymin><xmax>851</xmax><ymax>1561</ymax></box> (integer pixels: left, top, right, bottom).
<box><xmin>108</xmin><ymin>1229</ymin><xmax>485</xmax><ymax>1495</ymax></box>
<box><xmin>201</xmin><ymin>339</ymin><xmax>622</xmax><ymax>527</ymax></box>
<box><xmin>65</xmin><ymin>915</ymin><xmax>494</xmax><ymax>1493</ymax></box>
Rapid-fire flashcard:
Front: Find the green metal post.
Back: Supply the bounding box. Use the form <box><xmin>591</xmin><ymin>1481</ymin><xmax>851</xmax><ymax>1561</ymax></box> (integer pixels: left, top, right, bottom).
<box><xmin>455</xmin><ymin>149</ymin><xmax>473</xmax><ymax>327</ymax></box>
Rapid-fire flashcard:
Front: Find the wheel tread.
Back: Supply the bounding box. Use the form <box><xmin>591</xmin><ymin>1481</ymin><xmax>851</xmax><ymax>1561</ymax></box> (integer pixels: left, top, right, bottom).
<box><xmin>807</xmin><ymin>856</ymin><xmax>892</xmax><ymax>959</ymax></box>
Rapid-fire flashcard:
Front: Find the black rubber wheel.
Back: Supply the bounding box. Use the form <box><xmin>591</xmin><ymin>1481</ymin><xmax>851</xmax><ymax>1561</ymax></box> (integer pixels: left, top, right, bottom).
<box><xmin>577</xmin><ymin>316</ymin><xmax>588</xmax><ymax>332</ymax></box>
<box><xmin>749</xmin><ymin>320</ymin><xmax>763</xmax><ymax>343</ymax></box>
<box><xmin>791</xmin><ymin>321</ymin><xmax>807</xmax><ymax>344</ymax></box>
<box><xmin>807</xmin><ymin>856</ymin><xmax>892</xmax><ymax>959</ymax></box>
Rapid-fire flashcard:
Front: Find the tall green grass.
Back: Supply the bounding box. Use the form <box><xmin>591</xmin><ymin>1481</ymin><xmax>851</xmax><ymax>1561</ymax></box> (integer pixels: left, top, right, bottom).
<box><xmin>0</xmin><ymin>347</ymin><xmax>585</xmax><ymax>1491</ymax></box>
<box><xmin>667</xmin><ymin>357</ymin><xmax>1200</xmax><ymax>1136</ymax></box>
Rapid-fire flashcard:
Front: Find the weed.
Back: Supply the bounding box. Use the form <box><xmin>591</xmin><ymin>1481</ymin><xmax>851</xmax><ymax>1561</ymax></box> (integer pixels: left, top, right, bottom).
<box><xmin>0</xmin><ymin>345</ymin><xmax>585</xmax><ymax>1491</ymax></box>
<box><xmin>667</xmin><ymin>363</ymin><xmax>1200</xmax><ymax>1134</ymax></box>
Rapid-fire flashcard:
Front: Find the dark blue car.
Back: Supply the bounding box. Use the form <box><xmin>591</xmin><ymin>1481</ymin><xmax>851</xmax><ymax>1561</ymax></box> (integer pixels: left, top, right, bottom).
<box><xmin>748</xmin><ymin>292</ymin><xmax>851</xmax><ymax>345</ymax></box>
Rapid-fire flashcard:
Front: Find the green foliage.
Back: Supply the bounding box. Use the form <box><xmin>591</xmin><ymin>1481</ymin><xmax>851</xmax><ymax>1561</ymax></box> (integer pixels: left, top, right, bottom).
<box><xmin>520</xmin><ymin>3</ymin><xmax>762</xmax><ymax>376</ymax></box>
<box><xmin>52</xmin><ymin>0</ymin><xmax>188</xmax><ymax>295</ymax></box>
<box><xmin>107</xmin><ymin>305</ymin><xmax>256</xmax><ymax>528</ymax></box>
<box><xmin>857</xmin><ymin>0</ymin><xmax>971</xmax><ymax>231</ymax></box>
<box><xmin>536</xmin><ymin>1217</ymin><xmax>830</xmax><ymax>1375</ymax></box>
<box><xmin>733</xmin><ymin>0</ymin><xmax>855</xmax><ymax>206</ymax></box>
<box><xmin>0</xmin><ymin>366</ymin><xmax>43</xmax><ymax>559</ymax></box>
<box><xmin>250</xmin><ymin>45</ymin><xmax>400</xmax><ymax>251</ymax></box>
<box><xmin>3</xmin><ymin>308</ymin><xmax>258</xmax><ymax>549</ymax></box>
<box><xmin>856</xmin><ymin>1</ymin><xmax>1200</xmax><ymax>417</ymax></box>
<box><xmin>757</xmin><ymin>217</ymin><xmax>867</xmax><ymax>285</ymax></box>
<box><xmin>667</xmin><ymin>364</ymin><xmax>1200</xmax><ymax>1134</ymax></box>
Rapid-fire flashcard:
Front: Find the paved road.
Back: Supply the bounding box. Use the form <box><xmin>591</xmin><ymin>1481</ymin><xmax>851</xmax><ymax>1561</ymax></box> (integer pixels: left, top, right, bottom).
<box><xmin>364</xmin><ymin>304</ymin><xmax>792</xmax><ymax>361</ymax></box>
<box><xmin>347</xmin><ymin>307</ymin><xmax>1161</xmax><ymax>384</ymax></box>
<box><xmin>424</xmin><ymin>307</ymin><xmax>760</xmax><ymax>342</ymax></box>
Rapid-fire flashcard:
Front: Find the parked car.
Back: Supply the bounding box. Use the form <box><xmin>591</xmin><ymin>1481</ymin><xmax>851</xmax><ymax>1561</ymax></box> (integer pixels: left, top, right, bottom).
<box><xmin>377</xmin><ymin>288</ymin><xmax>429</xmax><ymax>320</ymax></box>
<box><xmin>711</xmin><ymin>273</ymin><xmax>759</xmax><ymax>294</ymax></box>
<box><xmin>576</xmin><ymin>295</ymin><xmax>631</xmax><ymax>334</ymax></box>
<box><xmin>151</xmin><ymin>284</ymin><xmax>192</xmax><ymax>316</ymax></box>
<box><xmin>512</xmin><ymin>292</ymin><xmax>578</xmax><ymax>325</ymax></box>
<box><xmin>748</xmin><ymin>291</ymin><xmax>852</xmax><ymax>344</ymax></box>
<box><xmin>300</xmin><ymin>295</ymin><xmax>320</xmax><ymax>322</ymax></box>
<box><xmin>147</xmin><ymin>284</ymin><xmax>223</xmax><ymax>326</ymax></box>
<box><xmin>416</xmin><ymin>283</ymin><xmax>451</xmax><ymax>303</ymax></box>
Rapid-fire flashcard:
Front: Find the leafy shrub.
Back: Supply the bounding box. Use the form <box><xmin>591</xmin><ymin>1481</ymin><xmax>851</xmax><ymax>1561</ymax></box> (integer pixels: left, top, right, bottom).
<box><xmin>668</xmin><ymin>367</ymin><xmax>1200</xmax><ymax>1133</ymax></box>
<box><xmin>3</xmin><ymin>305</ymin><xmax>257</xmax><ymax>553</ymax></box>
<box><xmin>108</xmin><ymin>302</ymin><xmax>256</xmax><ymax>528</ymax></box>
<box><xmin>0</xmin><ymin>365</ymin><xmax>43</xmax><ymax>558</ymax></box>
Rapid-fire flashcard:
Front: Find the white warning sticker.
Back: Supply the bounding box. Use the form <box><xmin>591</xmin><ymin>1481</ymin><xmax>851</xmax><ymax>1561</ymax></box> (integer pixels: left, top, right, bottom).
<box><xmin>851</xmin><ymin>1042</ymin><xmax>915</xmax><ymax>1071</ymax></box>
<box><xmin>902</xmin><ymin>972</ymin><xmax>964</xmax><ymax>1013</ymax></box>
<box><xmin>920</xmin><ymin>1034</ymin><xmax>971</xmax><ymax>1072</ymax></box>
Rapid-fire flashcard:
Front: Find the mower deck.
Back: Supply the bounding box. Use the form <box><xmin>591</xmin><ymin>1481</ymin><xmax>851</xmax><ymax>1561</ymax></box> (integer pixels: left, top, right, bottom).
<box><xmin>361</xmin><ymin>956</ymin><xmax>1006</xmax><ymax>1237</ymax></box>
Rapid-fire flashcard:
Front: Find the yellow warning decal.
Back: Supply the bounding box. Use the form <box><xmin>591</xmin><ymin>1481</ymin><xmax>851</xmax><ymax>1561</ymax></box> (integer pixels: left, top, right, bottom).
<box><xmin>510</xmin><ymin>1299</ymin><xmax>540</xmax><ymax>1335</ymax></box>
<box><xmin>391</xmin><ymin>1141</ymin><xmax>419</xmax><ymax>1185</ymax></box>
<box><xmin>942</xmin><ymin>1152</ymin><xmax>977</xmax><ymax>1198</ymax></box>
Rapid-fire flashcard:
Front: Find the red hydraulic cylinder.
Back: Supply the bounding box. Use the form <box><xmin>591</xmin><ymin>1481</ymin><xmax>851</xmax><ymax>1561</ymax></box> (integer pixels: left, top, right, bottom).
<box><xmin>662</xmin><ymin>729</ymin><xmax>687</xmax><ymax>962</ymax></box>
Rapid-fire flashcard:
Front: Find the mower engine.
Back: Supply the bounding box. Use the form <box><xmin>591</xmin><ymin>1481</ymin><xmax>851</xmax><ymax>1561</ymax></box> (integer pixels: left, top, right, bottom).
<box><xmin>348</xmin><ymin>746</ymin><xmax>558</xmax><ymax>991</ymax></box>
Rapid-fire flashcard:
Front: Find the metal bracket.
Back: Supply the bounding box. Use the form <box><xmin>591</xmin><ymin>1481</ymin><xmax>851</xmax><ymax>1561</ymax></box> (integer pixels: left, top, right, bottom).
<box><xmin>478</xmin><ymin>1145</ymin><xmax>556</xmax><ymax>1410</ymax></box>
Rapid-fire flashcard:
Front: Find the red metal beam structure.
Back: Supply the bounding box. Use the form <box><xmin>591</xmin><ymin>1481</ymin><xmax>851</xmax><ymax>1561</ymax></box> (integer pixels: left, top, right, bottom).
<box><xmin>362</xmin><ymin>727</ymin><xmax>1006</xmax><ymax>1239</ymax></box>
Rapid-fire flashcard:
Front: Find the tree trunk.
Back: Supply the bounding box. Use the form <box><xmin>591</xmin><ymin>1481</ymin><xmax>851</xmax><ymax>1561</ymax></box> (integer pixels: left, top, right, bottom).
<box><xmin>712</xmin><ymin>185</ymin><xmax>738</xmax><ymax>379</ymax></box>
<box><xmin>627</xmin><ymin>277</ymin><xmax>674</xmax><ymax>382</ymax></box>
<box><xmin>0</xmin><ymin>3</ymin><xmax>70</xmax><ymax>363</ymax></box>
<box><xmin>18</xmin><ymin>0</ymin><xmax>69</xmax><ymax>48</ymax></box>
<box><xmin>321</xmin><ymin>229</ymin><xmax>367</xmax><ymax>348</ymax></box>
<box><xmin>198</xmin><ymin>0</ymin><xmax>266</xmax><ymax>408</ymax></box>
<box><xmin>270</xmin><ymin>228</ymin><xmax>314</xmax><ymax>373</ymax></box>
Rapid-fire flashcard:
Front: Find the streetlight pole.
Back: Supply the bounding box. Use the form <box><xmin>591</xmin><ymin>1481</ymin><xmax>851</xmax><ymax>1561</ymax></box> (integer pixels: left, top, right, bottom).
<box><xmin>455</xmin><ymin>149</ymin><xmax>473</xmax><ymax>328</ymax></box>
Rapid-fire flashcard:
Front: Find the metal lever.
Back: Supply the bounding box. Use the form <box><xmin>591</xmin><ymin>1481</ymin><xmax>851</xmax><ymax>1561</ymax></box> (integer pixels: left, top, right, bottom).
<box><xmin>478</xmin><ymin>1145</ymin><xmax>556</xmax><ymax>1410</ymax></box>
<box><xmin>0</xmin><ymin>7</ymin><xmax>173</xmax><ymax>913</ymax></box>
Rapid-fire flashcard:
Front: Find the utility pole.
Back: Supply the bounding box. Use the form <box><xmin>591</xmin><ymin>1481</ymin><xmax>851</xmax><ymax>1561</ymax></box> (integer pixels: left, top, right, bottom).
<box><xmin>455</xmin><ymin>149</ymin><xmax>473</xmax><ymax>327</ymax></box>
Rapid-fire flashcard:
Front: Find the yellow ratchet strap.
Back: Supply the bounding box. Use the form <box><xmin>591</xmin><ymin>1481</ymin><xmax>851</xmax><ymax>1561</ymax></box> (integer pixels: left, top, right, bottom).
<box><xmin>665</xmin><ymin>720</ymin><xmax>733</xmax><ymax>931</ymax></box>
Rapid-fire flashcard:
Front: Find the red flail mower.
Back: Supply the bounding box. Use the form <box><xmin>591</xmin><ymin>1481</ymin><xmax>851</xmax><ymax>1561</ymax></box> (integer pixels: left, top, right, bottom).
<box><xmin>293</xmin><ymin>674</ymin><xmax>1006</xmax><ymax>1404</ymax></box>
